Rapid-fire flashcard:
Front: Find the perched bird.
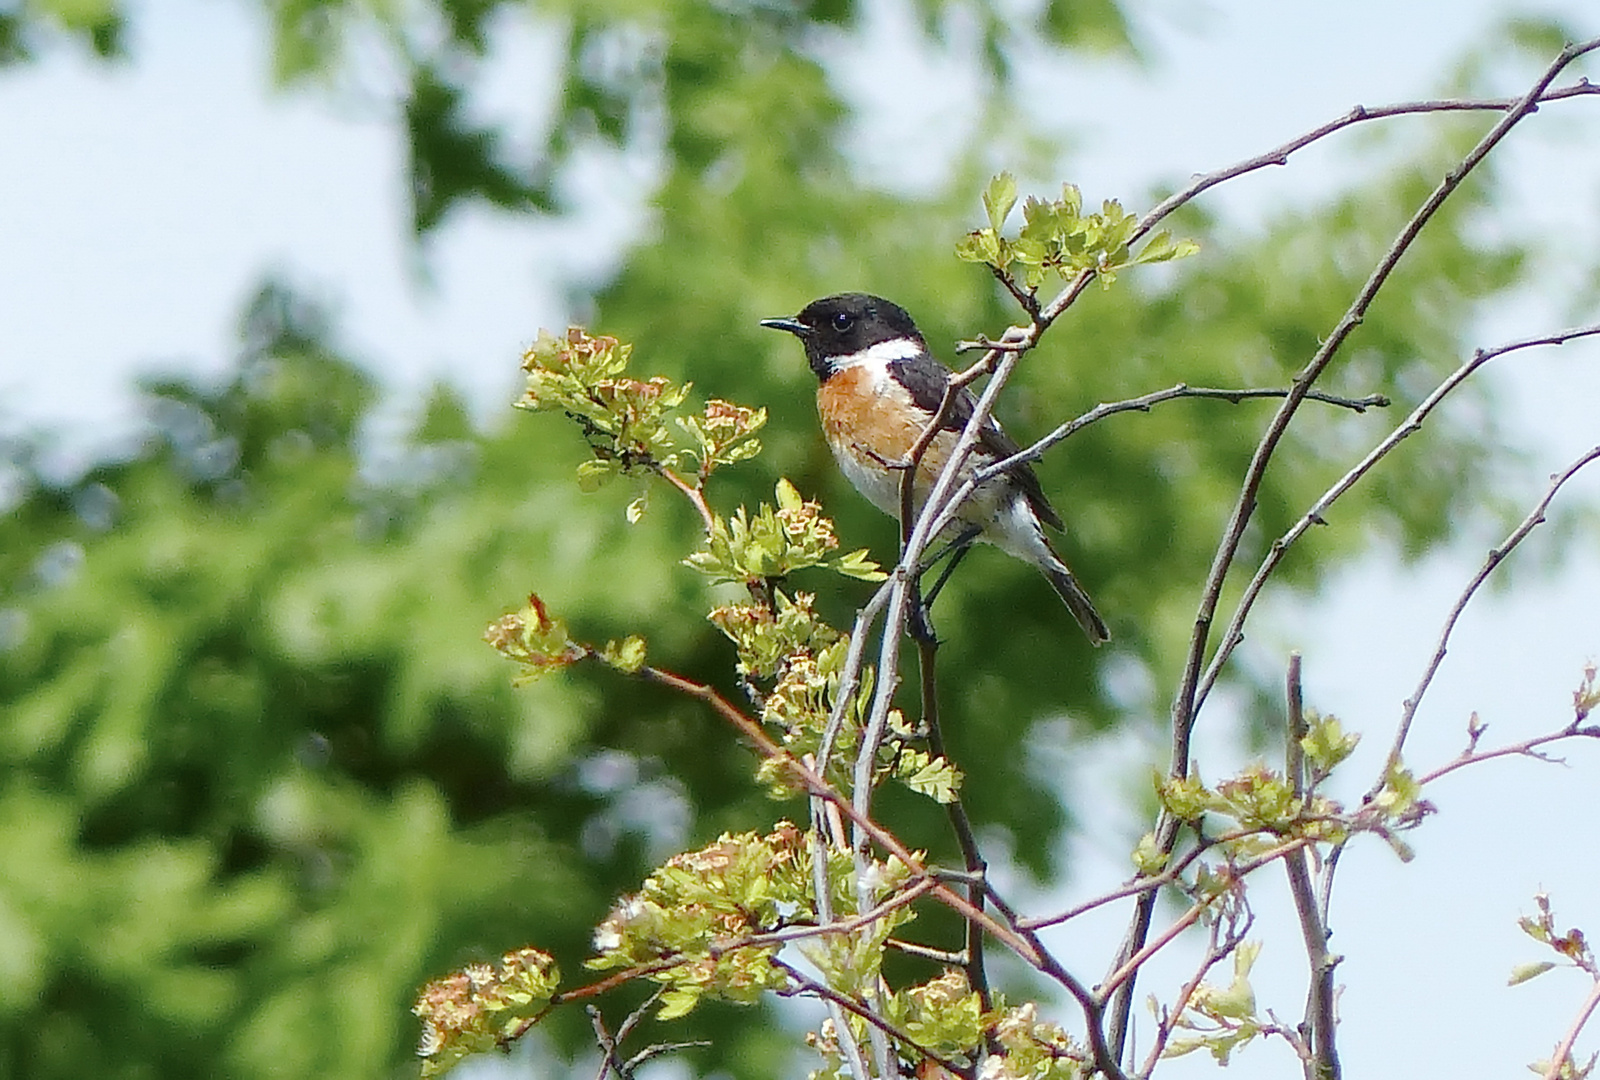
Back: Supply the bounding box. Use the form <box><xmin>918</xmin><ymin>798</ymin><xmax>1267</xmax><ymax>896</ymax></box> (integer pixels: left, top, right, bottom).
<box><xmin>761</xmin><ymin>292</ymin><xmax>1108</xmax><ymax>645</ymax></box>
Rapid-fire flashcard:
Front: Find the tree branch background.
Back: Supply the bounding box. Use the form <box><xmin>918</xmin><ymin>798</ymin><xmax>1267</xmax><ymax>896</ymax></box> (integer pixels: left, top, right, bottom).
<box><xmin>1</xmin><ymin>2</ymin><xmax>1598</xmax><ymax>1079</ymax></box>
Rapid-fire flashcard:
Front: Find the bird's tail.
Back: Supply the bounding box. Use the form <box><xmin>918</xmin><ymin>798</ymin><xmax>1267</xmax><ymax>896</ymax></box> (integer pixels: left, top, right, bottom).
<box><xmin>1041</xmin><ymin>558</ymin><xmax>1110</xmax><ymax>646</ymax></box>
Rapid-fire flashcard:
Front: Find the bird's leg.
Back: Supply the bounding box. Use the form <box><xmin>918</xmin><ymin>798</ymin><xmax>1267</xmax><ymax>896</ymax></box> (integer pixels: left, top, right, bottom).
<box><xmin>907</xmin><ymin>525</ymin><xmax>980</xmax><ymax>642</ymax></box>
<box><xmin>920</xmin><ymin>542</ymin><xmax>972</xmax><ymax>612</ymax></box>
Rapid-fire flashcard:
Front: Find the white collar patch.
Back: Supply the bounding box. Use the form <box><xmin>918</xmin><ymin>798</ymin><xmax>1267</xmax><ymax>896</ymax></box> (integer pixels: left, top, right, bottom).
<box><xmin>832</xmin><ymin>337</ymin><xmax>926</xmax><ymax>372</ymax></box>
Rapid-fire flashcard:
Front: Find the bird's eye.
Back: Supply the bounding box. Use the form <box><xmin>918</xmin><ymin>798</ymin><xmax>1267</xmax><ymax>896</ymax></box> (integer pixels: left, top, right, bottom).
<box><xmin>832</xmin><ymin>311</ymin><xmax>854</xmax><ymax>332</ymax></box>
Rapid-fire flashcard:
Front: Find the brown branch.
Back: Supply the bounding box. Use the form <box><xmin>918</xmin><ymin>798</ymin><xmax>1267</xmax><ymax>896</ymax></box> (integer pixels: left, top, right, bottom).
<box><xmin>1107</xmin><ymin>38</ymin><xmax>1600</xmax><ymax>1059</ymax></box>
<box><xmin>1128</xmin><ymin>80</ymin><xmax>1600</xmax><ymax>250</ymax></box>
<box><xmin>1135</xmin><ymin>893</ymin><xmax>1254</xmax><ymax>1078</ymax></box>
<box><xmin>1372</xmin><ymin>443</ymin><xmax>1600</xmax><ymax>797</ymax></box>
<box><xmin>1194</xmin><ymin>324</ymin><xmax>1600</xmax><ymax>715</ymax></box>
<box><xmin>1021</xmin><ymin>824</ymin><xmax>1278</xmax><ymax>931</ymax></box>
<box><xmin>1098</xmin><ymin>836</ymin><xmax>1315</xmax><ymax>1001</ymax></box>
<box><xmin>938</xmin><ymin>383</ymin><xmax>1391</xmax><ymax>532</ymax></box>
<box><xmin>914</xmin><ymin>633</ymin><xmax>994</xmax><ymax>1015</ymax></box>
<box><xmin>1282</xmin><ymin>655</ymin><xmax>1342</xmax><ymax>1080</ymax></box>
<box><xmin>1544</xmin><ymin>976</ymin><xmax>1600</xmax><ymax>1080</ymax></box>
<box><xmin>1415</xmin><ymin>723</ymin><xmax>1600</xmax><ymax>788</ymax></box>
<box><xmin>706</xmin><ymin>878</ymin><xmax>937</xmax><ymax>956</ymax></box>
<box><xmin>768</xmin><ymin>957</ymin><xmax>975</xmax><ymax>1080</ymax></box>
<box><xmin>656</xmin><ymin>467</ymin><xmax>717</xmax><ymax>535</ymax></box>
<box><xmin>588</xmin><ymin>991</ymin><xmax>704</xmax><ymax>1080</ymax></box>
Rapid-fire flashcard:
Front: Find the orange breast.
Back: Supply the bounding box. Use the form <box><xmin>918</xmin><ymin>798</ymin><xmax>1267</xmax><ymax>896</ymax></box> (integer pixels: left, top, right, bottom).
<box><xmin>816</xmin><ymin>366</ymin><xmax>964</xmax><ymax>518</ymax></box>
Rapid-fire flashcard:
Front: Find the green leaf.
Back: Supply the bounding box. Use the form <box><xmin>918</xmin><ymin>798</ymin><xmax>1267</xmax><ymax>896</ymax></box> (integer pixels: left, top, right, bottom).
<box><xmin>832</xmin><ymin>548</ymin><xmax>887</xmax><ymax>581</ymax></box>
<box><xmin>955</xmin><ymin>230</ymin><xmax>992</xmax><ymax>263</ymax></box>
<box><xmin>575</xmin><ymin>458</ymin><xmax>618</xmax><ymax>491</ymax></box>
<box><xmin>775</xmin><ymin>476</ymin><xmax>804</xmax><ymax>512</ymax></box>
<box><xmin>895</xmin><ymin>750</ymin><xmax>962</xmax><ymax>804</ymax></box>
<box><xmin>983</xmin><ymin>171</ymin><xmax>1018</xmax><ymax>233</ymax></box>
<box><xmin>1131</xmin><ymin>831</ymin><xmax>1167</xmax><ymax>875</ymax></box>
<box><xmin>1301</xmin><ymin>711</ymin><xmax>1360</xmax><ymax>778</ymax></box>
<box><xmin>1508</xmin><ymin>961</ymin><xmax>1557</xmax><ymax>986</ymax></box>
<box><xmin>601</xmin><ymin>635</ymin><xmax>647</xmax><ymax>674</ymax></box>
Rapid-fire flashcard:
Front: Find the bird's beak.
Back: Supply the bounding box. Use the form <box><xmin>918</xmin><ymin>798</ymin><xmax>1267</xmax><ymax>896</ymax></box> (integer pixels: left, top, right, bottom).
<box><xmin>759</xmin><ymin>317</ymin><xmax>810</xmax><ymax>337</ymax></box>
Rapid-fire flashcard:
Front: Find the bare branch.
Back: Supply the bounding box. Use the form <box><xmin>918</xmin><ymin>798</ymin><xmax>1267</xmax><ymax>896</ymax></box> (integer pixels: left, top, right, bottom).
<box><xmin>915</xmin><ymin>633</ymin><xmax>995</xmax><ymax>1014</ymax></box>
<box><xmin>1194</xmin><ymin>324</ymin><xmax>1600</xmax><ymax>715</ymax></box>
<box><xmin>1415</xmin><ymin>722</ymin><xmax>1600</xmax><ymax>788</ymax></box>
<box><xmin>1107</xmin><ymin>39</ymin><xmax>1600</xmax><ymax>1058</ymax></box>
<box><xmin>1544</xmin><ymin>976</ymin><xmax>1600</xmax><ymax>1080</ymax></box>
<box><xmin>1021</xmin><ymin>824</ymin><xmax>1281</xmax><ymax>931</ymax></box>
<box><xmin>1284</xmin><ymin>658</ymin><xmax>1343</xmax><ymax>1080</ymax></box>
<box><xmin>769</xmin><ymin>957</ymin><xmax>975</xmax><ymax>1080</ymax></box>
<box><xmin>1374</xmin><ymin>444</ymin><xmax>1600</xmax><ymax>793</ymax></box>
<box><xmin>945</xmin><ymin>383</ymin><xmax>1391</xmax><ymax>519</ymax></box>
<box><xmin>1097</xmin><ymin>838</ymin><xmax>1314</xmax><ymax>1001</ymax></box>
<box><xmin>1130</xmin><ymin>79</ymin><xmax>1600</xmax><ymax>248</ymax></box>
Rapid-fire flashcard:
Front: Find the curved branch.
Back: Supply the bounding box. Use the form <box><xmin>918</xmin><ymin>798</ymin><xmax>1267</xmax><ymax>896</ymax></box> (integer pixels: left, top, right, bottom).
<box><xmin>1129</xmin><ymin>80</ymin><xmax>1600</xmax><ymax>248</ymax></box>
<box><xmin>1194</xmin><ymin>323</ymin><xmax>1600</xmax><ymax>715</ymax></box>
<box><xmin>1373</xmin><ymin>443</ymin><xmax>1600</xmax><ymax>792</ymax></box>
<box><xmin>1107</xmin><ymin>37</ymin><xmax>1600</xmax><ymax>1060</ymax></box>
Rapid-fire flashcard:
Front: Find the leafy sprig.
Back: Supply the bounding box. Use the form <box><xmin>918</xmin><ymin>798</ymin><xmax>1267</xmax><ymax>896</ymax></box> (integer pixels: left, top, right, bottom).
<box><xmin>957</xmin><ymin>172</ymin><xmax>1198</xmax><ymax>293</ymax></box>
<box><xmin>683</xmin><ymin>478</ymin><xmax>885</xmax><ymax>585</ymax></box>
<box><xmin>413</xmin><ymin>948</ymin><xmax>560</xmax><ymax>1079</ymax></box>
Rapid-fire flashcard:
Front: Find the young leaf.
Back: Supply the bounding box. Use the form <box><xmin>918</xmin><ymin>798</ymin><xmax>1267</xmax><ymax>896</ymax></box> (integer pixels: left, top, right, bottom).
<box><xmin>1508</xmin><ymin>961</ymin><xmax>1557</xmax><ymax>986</ymax></box>
<box><xmin>984</xmin><ymin>171</ymin><xmax>1018</xmax><ymax>233</ymax></box>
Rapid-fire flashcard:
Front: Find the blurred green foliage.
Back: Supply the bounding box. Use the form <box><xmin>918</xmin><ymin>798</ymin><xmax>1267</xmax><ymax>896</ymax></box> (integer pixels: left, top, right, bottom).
<box><xmin>0</xmin><ymin>1</ymin><xmax>1561</xmax><ymax>1077</ymax></box>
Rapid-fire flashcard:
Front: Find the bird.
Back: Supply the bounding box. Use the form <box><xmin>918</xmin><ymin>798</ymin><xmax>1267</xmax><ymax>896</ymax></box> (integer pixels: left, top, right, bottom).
<box><xmin>760</xmin><ymin>292</ymin><xmax>1108</xmax><ymax>645</ymax></box>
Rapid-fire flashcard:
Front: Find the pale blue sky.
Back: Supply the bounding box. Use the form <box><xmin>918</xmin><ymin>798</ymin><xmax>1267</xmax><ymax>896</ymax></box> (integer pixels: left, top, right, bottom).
<box><xmin>3</xmin><ymin>1</ymin><xmax>1599</xmax><ymax>1077</ymax></box>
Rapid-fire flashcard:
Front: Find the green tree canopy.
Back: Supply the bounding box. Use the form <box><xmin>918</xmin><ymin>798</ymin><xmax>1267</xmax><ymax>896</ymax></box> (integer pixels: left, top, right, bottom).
<box><xmin>1</xmin><ymin>3</ymin><xmax>1585</xmax><ymax>1077</ymax></box>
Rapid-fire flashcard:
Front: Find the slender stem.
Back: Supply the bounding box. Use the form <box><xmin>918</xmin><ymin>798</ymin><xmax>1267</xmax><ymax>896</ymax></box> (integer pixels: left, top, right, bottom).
<box><xmin>1371</xmin><ymin>444</ymin><xmax>1600</xmax><ymax>797</ymax></box>
<box><xmin>1099</xmin><ymin>838</ymin><xmax>1314</xmax><ymax>1001</ymax></box>
<box><xmin>1107</xmin><ymin>40</ymin><xmax>1600</xmax><ymax>1059</ymax></box>
<box><xmin>1283</xmin><ymin>655</ymin><xmax>1342</xmax><ymax>1080</ymax></box>
<box><xmin>770</xmin><ymin>958</ymin><xmax>975</xmax><ymax>1080</ymax></box>
<box><xmin>1544</xmin><ymin>976</ymin><xmax>1600</xmax><ymax>1080</ymax></box>
<box><xmin>1194</xmin><ymin>324</ymin><xmax>1600</xmax><ymax>715</ymax></box>
<box><xmin>656</xmin><ymin>467</ymin><xmax>717</xmax><ymax>534</ymax></box>
<box><xmin>1128</xmin><ymin>81</ymin><xmax>1600</xmax><ymax>249</ymax></box>
<box><xmin>915</xmin><ymin>634</ymin><xmax>993</xmax><ymax>1013</ymax></box>
<box><xmin>931</xmin><ymin>384</ymin><xmax>1390</xmax><ymax>543</ymax></box>
<box><xmin>1416</xmin><ymin>724</ymin><xmax>1600</xmax><ymax>788</ymax></box>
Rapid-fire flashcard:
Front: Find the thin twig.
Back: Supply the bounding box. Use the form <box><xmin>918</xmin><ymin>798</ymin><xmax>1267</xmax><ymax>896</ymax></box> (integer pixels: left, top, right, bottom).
<box><xmin>1544</xmin><ymin>976</ymin><xmax>1600</xmax><ymax>1080</ymax></box>
<box><xmin>887</xmin><ymin>938</ymin><xmax>967</xmax><ymax>964</ymax></box>
<box><xmin>1372</xmin><ymin>444</ymin><xmax>1600</xmax><ymax>796</ymax></box>
<box><xmin>1098</xmin><ymin>837</ymin><xmax>1316</xmax><ymax>1001</ymax></box>
<box><xmin>1194</xmin><ymin>324</ymin><xmax>1600</xmax><ymax>715</ymax></box>
<box><xmin>1107</xmin><ymin>39</ymin><xmax>1600</xmax><ymax>1059</ymax></box>
<box><xmin>1415</xmin><ymin>724</ymin><xmax>1600</xmax><ymax>788</ymax></box>
<box><xmin>707</xmin><ymin>878</ymin><xmax>937</xmax><ymax>955</ymax></box>
<box><xmin>587</xmin><ymin>991</ymin><xmax>694</xmax><ymax>1080</ymax></box>
<box><xmin>1022</xmin><ymin>824</ymin><xmax>1276</xmax><ymax>931</ymax></box>
<box><xmin>1135</xmin><ymin>892</ymin><xmax>1254</xmax><ymax>1078</ymax></box>
<box><xmin>933</xmin><ymin>383</ymin><xmax>1390</xmax><ymax>538</ymax></box>
<box><xmin>1283</xmin><ymin>656</ymin><xmax>1342</xmax><ymax>1080</ymax></box>
<box><xmin>1130</xmin><ymin>80</ymin><xmax>1600</xmax><ymax>250</ymax></box>
<box><xmin>915</xmin><ymin>633</ymin><xmax>994</xmax><ymax>1013</ymax></box>
<box><xmin>770</xmin><ymin>957</ymin><xmax>976</xmax><ymax>1080</ymax></box>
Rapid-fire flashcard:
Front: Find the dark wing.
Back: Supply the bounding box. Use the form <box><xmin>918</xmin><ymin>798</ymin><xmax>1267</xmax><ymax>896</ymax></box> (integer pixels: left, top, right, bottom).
<box><xmin>888</xmin><ymin>355</ymin><xmax>1064</xmax><ymax>531</ymax></box>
